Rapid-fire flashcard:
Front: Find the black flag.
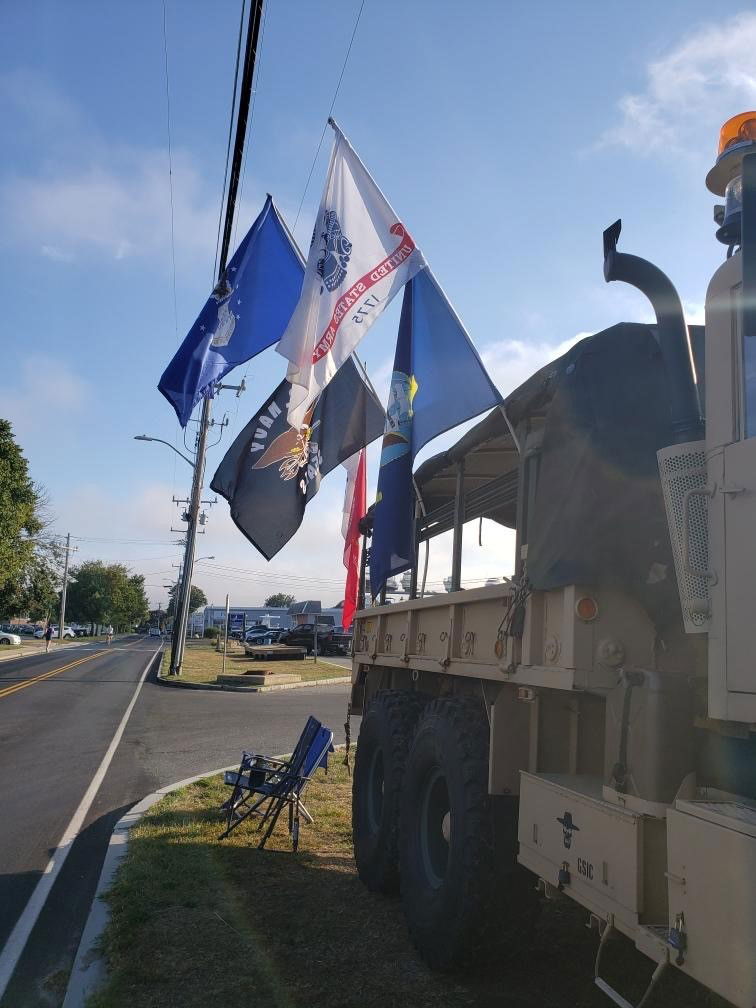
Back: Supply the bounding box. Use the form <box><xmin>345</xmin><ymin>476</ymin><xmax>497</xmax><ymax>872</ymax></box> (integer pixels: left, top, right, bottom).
<box><xmin>211</xmin><ymin>357</ymin><xmax>384</xmax><ymax>559</ymax></box>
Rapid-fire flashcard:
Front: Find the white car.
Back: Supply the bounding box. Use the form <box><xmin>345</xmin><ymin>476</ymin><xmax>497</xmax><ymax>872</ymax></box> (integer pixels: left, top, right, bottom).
<box><xmin>0</xmin><ymin>630</ymin><xmax>21</xmax><ymax>646</ymax></box>
<box><xmin>34</xmin><ymin>625</ymin><xmax>75</xmax><ymax>639</ymax></box>
<box><xmin>148</xmin><ymin>627</ymin><xmax>163</xmax><ymax>638</ymax></box>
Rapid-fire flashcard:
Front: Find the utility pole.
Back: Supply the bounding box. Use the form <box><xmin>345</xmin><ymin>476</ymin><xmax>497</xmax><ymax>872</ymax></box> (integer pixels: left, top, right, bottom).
<box><xmin>221</xmin><ymin>593</ymin><xmax>230</xmax><ymax>677</ymax></box>
<box><xmin>168</xmin><ymin>0</ymin><xmax>264</xmax><ymax>676</ymax></box>
<box><xmin>170</xmin><ymin>401</ymin><xmax>210</xmax><ymax>675</ymax></box>
<box><xmin>58</xmin><ymin>533</ymin><xmax>77</xmax><ymax>641</ymax></box>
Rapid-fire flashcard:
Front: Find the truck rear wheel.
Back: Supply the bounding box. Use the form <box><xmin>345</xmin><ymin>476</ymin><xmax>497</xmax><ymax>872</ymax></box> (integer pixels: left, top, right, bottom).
<box><xmin>400</xmin><ymin>696</ymin><xmax>538</xmax><ymax>971</ymax></box>
<box><xmin>352</xmin><ymin>689</ymin><xmax>427</xmax><ymax>893</ymax></box>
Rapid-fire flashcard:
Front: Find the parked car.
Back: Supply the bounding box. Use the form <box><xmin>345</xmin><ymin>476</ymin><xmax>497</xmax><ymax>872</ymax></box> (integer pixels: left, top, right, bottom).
<box><xmin>0</xmin><ymin>630</ymin><xmax>21</xmax><ymax>645</ymax></box>
<box><xmin>244</xmin><ymin>627</ymin><xmax>283</xmax><ymax>646</ymax></box>
<box><xmin>278</xmin><ymin>623</ymin><xmax>347</xmax><ymax>656</ymax></box>
<box><xmin>16</xmin><ymin>624</ymin><xmax>37</xmax><ymax>635</ymax></box>
<box><xmin>35</xmin><ymin>625</ymin><xmax>75</xmax><ymax>639</ymax></box>
<box><xmin>243</xmin><ymin>625</ymin><xmax>275</xmax><ymax>642</ymax></box>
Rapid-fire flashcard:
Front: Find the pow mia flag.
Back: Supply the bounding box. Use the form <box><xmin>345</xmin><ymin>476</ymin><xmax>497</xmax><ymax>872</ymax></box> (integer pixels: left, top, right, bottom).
<box><xmin>211</xmin><ymin>357</ymin><xmax>384</xmax><ymax>560</ymax></box>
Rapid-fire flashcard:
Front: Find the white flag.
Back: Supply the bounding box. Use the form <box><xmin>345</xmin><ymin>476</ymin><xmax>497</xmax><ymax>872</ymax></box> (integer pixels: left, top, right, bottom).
<box><xmin>276</xmin><ymin>121</ymin><xmax>425</xmax><ymax>427</ymax></box>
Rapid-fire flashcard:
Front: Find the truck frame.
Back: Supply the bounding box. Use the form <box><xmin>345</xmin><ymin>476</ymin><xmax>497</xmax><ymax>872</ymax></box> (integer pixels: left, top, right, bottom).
<box><xmin>348</xmin><ymin>125</ymin><xmax>756</xmax><ymax>1007</ymax></box>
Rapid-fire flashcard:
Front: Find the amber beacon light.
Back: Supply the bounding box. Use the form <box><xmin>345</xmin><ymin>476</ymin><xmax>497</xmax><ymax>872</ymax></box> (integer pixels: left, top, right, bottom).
<box><xmin>707</xmin><ymin>111</ymin><xmax>756</xmax><ymax>248</ymax></box>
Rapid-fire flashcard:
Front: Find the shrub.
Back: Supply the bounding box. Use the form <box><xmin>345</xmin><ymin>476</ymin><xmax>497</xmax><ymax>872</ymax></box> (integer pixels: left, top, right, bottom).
<box><xmin>204</xmin><ymin>627</ymin><xmax>220</xmax><ymax>639</ymax></box>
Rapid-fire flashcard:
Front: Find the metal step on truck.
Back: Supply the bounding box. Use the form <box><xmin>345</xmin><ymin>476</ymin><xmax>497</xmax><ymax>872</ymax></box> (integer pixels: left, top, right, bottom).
<box><xmin>348</xmin><ymin>113</ymin><xmax>756</xmax><ymax>1008</ymax></box>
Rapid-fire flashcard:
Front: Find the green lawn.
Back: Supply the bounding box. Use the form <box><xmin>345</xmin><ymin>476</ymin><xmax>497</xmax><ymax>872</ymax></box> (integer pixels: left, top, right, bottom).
<box><xmin>159</xmin><ymin>641</ymin><xmax>349</xmax><ymax>685</ymax></box>
<box><xmin>89</xmin><ymin>762</ymin><xmax>721</xmax><ymax>1008</ymax></box>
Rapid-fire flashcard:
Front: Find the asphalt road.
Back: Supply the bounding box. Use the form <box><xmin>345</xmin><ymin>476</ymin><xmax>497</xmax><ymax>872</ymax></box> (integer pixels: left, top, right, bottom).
<box><xmin>0</xmin><ymin>636</ymin><xmax>352</xmax><ymax>1007</ymax></box>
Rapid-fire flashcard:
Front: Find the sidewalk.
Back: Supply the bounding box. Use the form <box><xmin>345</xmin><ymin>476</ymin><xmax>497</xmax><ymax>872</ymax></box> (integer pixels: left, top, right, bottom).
<box><xmin>0</xmin><ymin>635</ymin><xmax>128</xmax><ymax>665</ymax></box>
<box><xmin>0</xmin><ymin>639</ymin><xmax>88</xmax><ymax>664</ymax></box>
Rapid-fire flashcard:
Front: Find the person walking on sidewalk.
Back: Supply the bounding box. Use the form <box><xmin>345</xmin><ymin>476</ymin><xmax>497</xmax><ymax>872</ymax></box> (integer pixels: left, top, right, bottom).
<box><xmin>44</xmin><ymin>623</ymin><xmax>53</xmax><ymax>653</ymax></box>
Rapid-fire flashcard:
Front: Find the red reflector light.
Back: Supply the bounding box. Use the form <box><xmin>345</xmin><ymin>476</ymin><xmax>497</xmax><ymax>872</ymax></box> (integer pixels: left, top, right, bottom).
<box><xmin>575</xmin><ymin>596</ymin><xmax>598</xmax><ymax>622</ymax></box>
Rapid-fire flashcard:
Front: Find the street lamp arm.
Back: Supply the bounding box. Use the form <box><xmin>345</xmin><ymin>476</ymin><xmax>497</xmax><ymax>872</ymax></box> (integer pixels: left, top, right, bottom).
<box><xmin>134</xmin><ymin>435</ymin><xmax>195</xmax><ymax>469</ymax></box>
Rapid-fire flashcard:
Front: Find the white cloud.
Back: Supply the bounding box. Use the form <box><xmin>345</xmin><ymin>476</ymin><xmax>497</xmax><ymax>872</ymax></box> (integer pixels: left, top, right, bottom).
<box><xmin>481</xmin><ymin>332</ymin><xmax>589</xmax><ymax>400</ymax></box>
<box><xmin>599</xmin><ymin>11</ymin><xmax>756</xmax><ymax>158</ymax></box>
<box><xmin>2</xmin><ymin>149</ymin><xmax>221</xmax><ymax>266</ymax></box>
<box><xmin>0</xmin><ymin>71</ymin><xmax>274</xmax><ymax>269</ymax></box>
<box><xmin>683</xmin><ymin>301</ymin><xmax>705</xmax><ymax>325</ymax></box>
<box><xmin>4</xmin><ymin>355</ymin><xmax>90</xmax><ymax>439</ymax></box>
<box><xmin>41</xmin><ymin>244</ymin><xmax>75</xmax><ymax>263</ymax></box>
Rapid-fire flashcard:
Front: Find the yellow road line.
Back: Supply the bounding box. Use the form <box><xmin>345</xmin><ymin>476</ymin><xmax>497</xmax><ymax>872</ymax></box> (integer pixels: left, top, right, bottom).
<box><xmin>0</xmin><ymin>650</ymin><xmax>108</xmax><ymax>700</ymax></box>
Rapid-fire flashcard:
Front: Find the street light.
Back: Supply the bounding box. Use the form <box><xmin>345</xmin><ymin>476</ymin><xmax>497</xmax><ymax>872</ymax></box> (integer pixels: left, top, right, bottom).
<box><xmin>133</xmin><ymin>435</ymin><xmax>195</xmax><ymax>469</ymax></box>
<box><xmin>134</xmin><ymin>432</ymin><xmax>203</xmax><ymax>675</ymax></box>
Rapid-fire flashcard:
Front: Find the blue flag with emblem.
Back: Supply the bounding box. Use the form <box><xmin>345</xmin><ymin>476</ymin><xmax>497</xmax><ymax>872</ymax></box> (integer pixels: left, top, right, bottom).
<box><xmin>370</xmin><ymin>267</ymin><xmax>502</xmax><ymax>596</ymax></box>
<box><xmin>159</xmin><ymin>196</ymin><xmax>304</xmax><ymax>426</ymax></box>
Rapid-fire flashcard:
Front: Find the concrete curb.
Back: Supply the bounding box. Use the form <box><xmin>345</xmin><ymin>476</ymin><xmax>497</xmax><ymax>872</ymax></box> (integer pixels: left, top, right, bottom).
<box><xmin>63</xmin><ymin>744</ymin><xmax>348</xmax><ymax>1006</ymax></box>
<box><xmin>156</xmin><ymin>673</ymin><xmax>351</xmax><ymax>692</ymax></box>
<box><xmin>0</xmin><ymin>640</ymin><xmax>89</xmax><ymax>664</ymax></box>
<box><xmin>61</xmin><ymin>763</ymin><xmax>238</xmax><ymax>1008</ymax></box>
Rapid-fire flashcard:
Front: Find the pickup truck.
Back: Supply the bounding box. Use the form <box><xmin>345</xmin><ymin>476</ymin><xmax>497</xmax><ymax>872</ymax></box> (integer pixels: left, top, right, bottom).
<box><xmin>278</xmin><ymin>624</ymin><xmax>351</xmax><ymax>656</ymax></box>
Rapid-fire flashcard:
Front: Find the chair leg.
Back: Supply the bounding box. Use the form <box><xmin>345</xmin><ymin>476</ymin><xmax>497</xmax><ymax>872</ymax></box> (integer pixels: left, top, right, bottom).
<box><xmin>219</xmin><ymin>792</ymin><xmax>268</xmax><ymax>840</ymax></box>
<box><xmin>297</xmin><ymin>799</ymin><xmax>314</xmax><ymax>825</ymax></box>
<box><xmin>259</xmin><ymin>798</ymin><xmax>287</xmax><ymax>850</ymax></box>
<box><xmin>255</xmin><ymin>796</ymin><xmax>276</xmax><ymax>832</ymax></box>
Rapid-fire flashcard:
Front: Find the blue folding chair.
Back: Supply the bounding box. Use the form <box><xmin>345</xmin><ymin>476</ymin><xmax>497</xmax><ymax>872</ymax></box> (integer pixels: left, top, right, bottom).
<box><xmin>219</xmin><ymin>716</ymin><xmax>334</xmax><ymax>850</ymax></box>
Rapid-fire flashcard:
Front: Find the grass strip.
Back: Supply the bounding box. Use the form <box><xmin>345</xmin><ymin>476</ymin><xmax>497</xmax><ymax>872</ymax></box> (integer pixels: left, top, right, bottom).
<box><xmin>160</xmin><ymin>643</ymin><xmax>348</xmax><ymax>685</ymax></box>
<box><xmin>89</xmin><ymin>762</ymin><xmax>721</xmax><ymax>1008</ymax></box>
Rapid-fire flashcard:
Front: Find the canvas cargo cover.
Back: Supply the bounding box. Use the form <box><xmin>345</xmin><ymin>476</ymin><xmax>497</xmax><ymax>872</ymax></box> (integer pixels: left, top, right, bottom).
<box><xmin>415</xmin><ymin>323</ymin><xmax>705</xmax><ymax>627</ymax></box>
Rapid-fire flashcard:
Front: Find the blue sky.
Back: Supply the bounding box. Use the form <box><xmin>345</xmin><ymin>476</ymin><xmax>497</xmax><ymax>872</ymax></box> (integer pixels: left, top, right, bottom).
<box><xmin>2</xmin><ymin>0</ymin><xmax>754</xmax><ymax>608</ymax></box>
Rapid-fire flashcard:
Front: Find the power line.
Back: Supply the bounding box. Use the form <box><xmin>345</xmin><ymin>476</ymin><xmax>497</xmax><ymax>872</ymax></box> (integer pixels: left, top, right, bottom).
<box><xmin>216</xmin><ymin>0</ymin><xmax>264</xmax><ymax>276</ymax></box>
<box><xmin>212</xmin><ymin>0</ymin><xmax>247</xmax><ymax>285</ymax></box>
<box><xmin>162</xmin><ymin>0</ymin><xmax>179</xmax><ymax>342</ymax></box>
<box><xmin>231</xmin><ymin>0</ymin><xmax>267</xmax><ymax>252</ymax></box>
<box><xmin>292</xmin><ymin>0</ymin><xmax>365</xmax><ymax>230</ymax></box>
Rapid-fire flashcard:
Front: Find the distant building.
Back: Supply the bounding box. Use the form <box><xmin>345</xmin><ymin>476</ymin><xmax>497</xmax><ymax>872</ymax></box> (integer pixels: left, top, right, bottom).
<box><xmin>200</xmin><ymin>602</ymin><xmax>345</xmax><ymax>633</ymax></box>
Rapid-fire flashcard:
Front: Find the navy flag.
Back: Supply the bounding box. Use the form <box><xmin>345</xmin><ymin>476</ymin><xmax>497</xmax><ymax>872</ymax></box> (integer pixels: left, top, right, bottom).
<box><xmin>370</xmin><ymin>267</ymin><xmax>502</xmax><ymax>596</ymax></box>
<box><xmin>159</xmin><ymin>196</ymin><xmax>304</xmax><ymax>427</ymax></box>
<box><xmin>211</xmin><ymin>357</ymin><xmax>384</xmax><ymax>560</ymax></box>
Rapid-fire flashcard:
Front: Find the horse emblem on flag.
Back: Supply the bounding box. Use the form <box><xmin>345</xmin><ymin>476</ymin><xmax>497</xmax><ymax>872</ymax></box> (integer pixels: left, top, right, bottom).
<box><xmin>316</xmin><ymin>210</ymin><xmax>352</xmax><ymax>293</ymax></box>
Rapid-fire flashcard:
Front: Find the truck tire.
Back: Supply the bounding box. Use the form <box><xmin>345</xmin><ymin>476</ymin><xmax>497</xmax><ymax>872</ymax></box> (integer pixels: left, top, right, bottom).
<box><xmin>400</xmin><ymin>696</ymin><xmax>538</xmax><ymax>971</ymax></box>
<box><xmin>352</xmin><ymin>689</ymin><xmax>427</xmax><ymax>893</ymax></box>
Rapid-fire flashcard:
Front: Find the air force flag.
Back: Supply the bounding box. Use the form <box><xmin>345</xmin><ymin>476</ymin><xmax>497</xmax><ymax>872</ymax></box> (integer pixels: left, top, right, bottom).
<box><xmin>370</xmin><ymin>268</ymin><xmax>502</xmax><ymax>596</ymax></box>
<box><xmin>159</xmin><ymin>196</ymin><xmax>304</xmax><ymax>427</ymax></box>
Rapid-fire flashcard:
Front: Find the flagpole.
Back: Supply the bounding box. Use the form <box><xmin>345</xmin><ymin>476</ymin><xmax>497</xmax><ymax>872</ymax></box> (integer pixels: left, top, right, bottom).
<box><xmin>169</xmin><ymin>0</ymin><xmax>264</xmax><ymax>676</ymax></box>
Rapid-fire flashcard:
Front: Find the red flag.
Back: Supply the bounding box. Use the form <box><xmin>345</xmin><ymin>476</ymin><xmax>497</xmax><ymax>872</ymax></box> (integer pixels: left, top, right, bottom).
<box><xmin>342</xmin><ymin>450</ymin><xmax>366</xmax><ymax>630</ymax></box>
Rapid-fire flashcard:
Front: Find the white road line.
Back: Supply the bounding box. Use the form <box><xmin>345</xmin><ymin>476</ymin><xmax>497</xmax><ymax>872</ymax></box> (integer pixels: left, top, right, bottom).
<box><xmin>0</xmin><ymin>645</ymin><xmax>163</xmax><ymax>1000</ymax></box>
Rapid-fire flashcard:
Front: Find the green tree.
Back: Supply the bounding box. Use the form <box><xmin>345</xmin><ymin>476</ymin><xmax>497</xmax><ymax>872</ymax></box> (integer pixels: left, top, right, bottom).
<box><xmin>67</xmin><ymin>561</ymin><xmax>112</xmax><ymax>630</ymax></box>
<box><xmin>67</xmin><ymin>561</ymin><xmax>148</xmax><ymax>631</ymax></box>
<box><xmin>0</xmin><ymin>419</ymin><xmax>43</xmax><ymax>591</ymax></box>
<box><xmin>110</xmin><ymin>570</ymin><xmax>149</xmax><ymax>630</ymax></box>
<box><xmin>0</xmin><ymin>421</ymin><xmax>62</xmax><ymax>620</ymax></box>
<box><xmin>263</xmin><ymin>593</ymin><xmax>295</xmax><ymax>608</ymax></box>
<box><xmin>166</xmin><ymin>584</ymin><xmax>207</xmax><ymax>618</ymax></box>
<box><xmin>0</xmin><ymin>552</ymin><xmax>61</xmax><ymax>621</ymax></box>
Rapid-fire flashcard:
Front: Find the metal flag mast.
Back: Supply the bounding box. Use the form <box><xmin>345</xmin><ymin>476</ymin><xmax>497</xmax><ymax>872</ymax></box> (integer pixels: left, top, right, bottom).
<box><xmin>169</xmin><ymin>0</ymin><xmax>264</xmax><ymax>675</ymax></box>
